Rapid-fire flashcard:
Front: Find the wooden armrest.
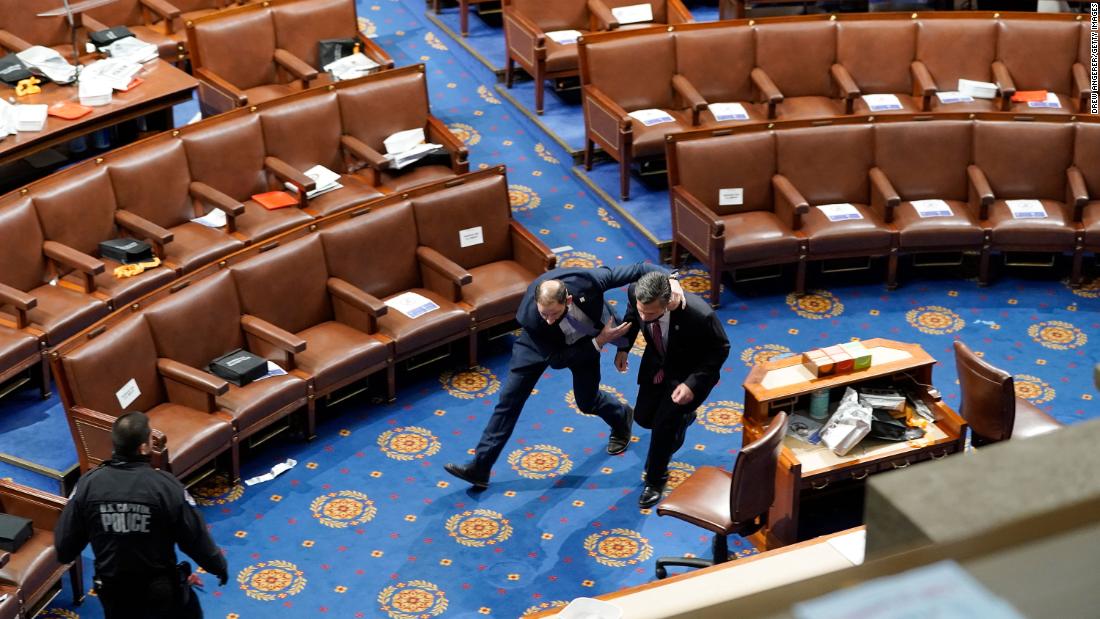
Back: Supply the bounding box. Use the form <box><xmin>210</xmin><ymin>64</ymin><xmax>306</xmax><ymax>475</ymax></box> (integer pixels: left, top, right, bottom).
<box><xmin>772</xmin><ymin>174</ymin><xmax>809</xmax><ymax>230</ymax></box>
<box><xmin>240</xmin><ymin>314</ymin><xmax>306</xmax><ymax>353</ymax></box>
<box><xmin>751</xmin><ymin>68</ymin><xmax>783</xmax><ymax>119</ymax></box>
<box><xmin>0</xmin><ymin>478</ymin><xmax>66</xmax><ymax>529</ymax></box>
<box><xmin>0</xmin><ymin>282</ymin><xmax>36</xmax><ymax>312</ymax></box>
<box><xmin>668</xmin><ymin>0</ymin><xmax>693</xmax><ymax>24</ymax></box>
<box><xmin>583</xmin><ymin>84</ymin><xmax>631</xmax><ymax>129</ymax></box>
<box><xmin>341</xmin><ymin>134</ymin><xmax>390</xmax><ymax>171</ymax></box>
<box><xmin>910</xmin><ymin>61</ymin><xmax>937</xmax><ymax>111</ymax></box>
<box><xmin>115</xmin><ymin>210</ymin><xmax>174</xmax><ymax>249</ymax></box>
<box><xmin>869</xmin><ymin>167</ymin><xmax>900</xmax><ymax>224</ymax></box>
<box><xmin>417</xmin><ymin>246</ymin><xmax>472</xmax><ymax>285</ymax></box>
<box><xmin>355</xmin><ymin>33</ymin><xmax>394</xmax><ymax>70</ymax></box>
<box><xmin>139</xmin><ymin>0</ymin><xmax>181</xmax><ymax>22</ymax></box>
<box><xmin>510</xmin><ymin>219</ymin><xmax>556</xmax><ymax>275</ymax></box>
<box><xmin>274</xmin><ymin>48</ymin><xmax>318</xmax><ymax>82</ymax></box>
<box><xmin>82</xmin><ymin>15</ymin><xmax>110</xmax><ymax>32</ymax></box>
<box><xmin>967</xmin><ymin>165</ymin><xmax>994</xmax><ymax>220</ymax></box>
<box><xmin>157</xmin><ymin>358</ymin><xmax>228</xmax><ymax>396</ymax></box>
<box><xmin>264</xmin><ymin>156</ymin><xmax>315</xmax><ymax>195</ymax></box>
<box><xmin>672</xmin><ymin>74</ymin><xmax>706</xmax><ymax>126</ymax></box>
<box><xmin>671</xmin><ymin>186</ymin><xmax>724</xmax><ymax>235</ymax></box>
<box><xmin>504</xmin><ymin>7</ymin><xmax>546</xmax><ymax>49</ymax></box>
<box><xmin>830</xmin><ymin>64</ymin><xmax>860</xmax><ymax>114</ymax></box>
<box><xmin>1073</xmin><ymin>63</ymin><xmax>1091</xmax><ymax>108</ymax></box>
<box><xmin>1067</xmin><ymin>166</ymin><xmax>1090</xmax><ymax>222</ymax></box>
<box><xmin>193</xmin><ymin>67</ymin><xmax>248</xmax><ymax>106</ymax></box>
<box><xmin>587</xmin><ymin>0</ymin><xmax>619</xmax><ymax>29</ymax></box>
<box><xmin>189</xmin><ymin>181</ymin><xmax>246</xmax><ymax>217</ymax></box>
<box><xmin>42</xmin><ymin>241</ymin><xmax>104</xmax><ymax>276</ymax></box>
<box><xmin>991</xmin><ymin>61</ymin><xmax>1016</xmax><ymax>111</ymax></box>
<box><xmin>0</xmin><ymin>29</ymin><xmax>32</xmax><ymax>53</ymax></box>
<box><xmin>426</xmin><ymin>115</ymin><xmax>468</xmax><ymax>169</ymax></box>
<box><xmin>327</xmin><ymin>277</ymin><xmax>387</xmax><ymax>316</ymax></box>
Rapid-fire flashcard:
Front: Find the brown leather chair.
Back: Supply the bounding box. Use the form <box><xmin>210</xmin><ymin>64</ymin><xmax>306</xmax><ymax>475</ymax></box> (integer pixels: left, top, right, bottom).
<box><xmin>1073</xmin><ymin>123</ymin><xmax>1100</xmax><ymax>285</ymax></box>
<box><xmin>871</xmin><ymin>121</ymin><xmax>984</xmax><ymax>287</ymax></box>
<box><xmin>0</xmin><ymin>480</ymin><xmax>82</xmax><ymax>618</ymax></box>
<box><xmin>0</xmin><ymin>196</ymin><xmax>109</xmax><ymax>346</ymax></box>
<box><xmin>57</xmin><ymin>313</ymin><xmax>239</xmax><ymax>482</ymax></box>
<box><xmin>320</xmin><ymin>201</ymin><xmax>476</xmax><ymax>365</ymax></box>
<box><xmin>914</xmin><ymin>19</ymin><xmax>999</xmax><ymax>113</ymax></box>
<box><xmin>271</xmin><ymin>0</ymin><xmax>392</xmax><ymax>75</ymax></box>
<box><xmin>144</xmin><ymin>271</ymin><xmax>314</xmax><ymax>440</ymax></box>
<box><xmin>228</xmin><ymin>234</ymin><xmax>395</xmax><ymax>400</ymax></box>
<box><xmin>751</xmin><ymin>21</ymin><xmax>845</xmax><ymax>120</ymax></box>
<box><xmin>83</xmin><ymin>0</ymin><xmax>188</xmax><ymax>63</ymax></box>
<box><xmin>774</xmin><ymin>124</ymin><xmax>894</xmax><ymax>286</ymax></box>
<box><xmin>0</xmin><ymin>324</ymin><xmax>47</xmax><ymax>400</ymax></box>
<box><xmin>259</xmin><ymin>91</ymin><xmax>382</xmax><ymax>217</ymax></box>
<box><xmin>994</xmin><ymin>20</ymin><xmax>1083</xmax><ymax>114</ymax></box>
<box><xmin>668</xmin><ymin>130</ymin><xmax>804</xmax><ymax>306</ymax></box>
<box><xmin>32</xmin><ymin>166</ymin><xmax>178</xmax><ymax>310</ymax></box>
<box><xmin>587</xmin><ymin>0</ymin><xmax>692</xmax><ymax>32</ymax></box>
<box><xmin>654</xmin><ymin>411</ymin><xmax>788</xmax><ymax>578</ymax></box>
<box><xmin>0</xmin><ymin>583</ymin><xmax>18</xmax><ymax>619</ymax></box>
<box><xmin>0</xmin><ymin>0</ymin><xmax>86</xmax><ymax>58</ymax></box>
<box><xmin>181</xmin><ymin>113</ymin><xmax>315</xmax><ymax>243</ymax></box>
<box><xmin>336</xmin><ymin>68</ymin><xmax>468</xmax><ymax>192</ymax></box>
<box><xmin>673</xmin><ymin>26</ymin><xmax>765</xmax><ymax>125</ymax></box>
<box><xmin>969</xmin><ymin>122</ymin><xmax>1080</xmax><ymax>283</ymax></box>
<box><xmin>105</xmin><ymin>137</ymin><xmax>246</xmax><ymax>274</ymax></box>
<box><xmin>410</xmin><ymin>171</ymin><xmax>555</xmax><ymax>331</ymax></box>
<box><xmin>953</xmin><ymin>341</ymin><xmax>1062</xmax><ymax>447</ymax></box>
<box><xmin>834</xmin><ymin>20</ymin><xmax>922</xmax><ymax>115</ymax></box>
<box><xmin>503</xmin><ymin>0</ymin><xmax>593</xmax><ymax>116</ymax></box>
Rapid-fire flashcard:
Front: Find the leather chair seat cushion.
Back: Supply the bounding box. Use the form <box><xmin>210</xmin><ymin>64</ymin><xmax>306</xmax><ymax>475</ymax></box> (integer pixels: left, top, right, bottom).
<box><xmin>217</xmin><ymin>373</ymin><xmax>308</xmax><ymax>433</ymax></box>
<box><xmin>656</xmin><ymin>465</ymin><xmax>734</xmax><ymax>534</ymax></box>
<box><xmin>62</xmin><ymin>258</ymin><xmax>177</xmax><ymax>307</ymax></box>
<box><xmin>1007</xmin><ymin>93</ymin><xmax>1076</xmax><ymax>114</ymax></box>
<box><xmin>146</xmin><ymin>403</ymin><xmax>234</xmax><ymax>476</ymax></box>
<box><xmin>849</xmin><ymin>94</ymin><xmax>924</xmax><ymax>115</ymax></box>
<box><xmin>0</xmin><ymin>328</ymin><xmax>39</xmax><ymax>373</ymax></box>
<box><xmin>802</xmin><ymin>203</ymin><xmax>892</xmax><ymax>256</ymax></box>
<box><xmin>630</xmin><ymin>109</ymin><xmax>695</xmax><ymax>158</ymax></box>
<box><xmin>304</xmin><ymin>175</ymin><xmax>383</xmax><ymax>218</ymax></box>
<box><xmin>1012</xmin><ymin>397</ymin><xmax>1062</xmax><ymax>440</ymax></box>
<box><xmin>235</xmin><ymin>201</ymin><xmax>314</xmax><ymax>244</ymax></box>
<box><xmin>0</xmin><ymin>529</ymin><xmax>59</xmax><ymax>602</ymax></box>
<box><xmin>1080</xmin><ymin>202</ymin><xmax>1100</xmax><ymax>250</ymax></box>
<box><xmin>128</xmin><ymin>26</ymin><xmax>180</xmax><ymax>59</ymax></box>
<box><xmin>244</xmin><ymin>83</ymin><xmax>303</xmax><ymax>107</ymax></box>
<box><xmin>21</xmin><ymin>285</ymin><xmax>109</xmax><ymax>345</ymax></box>
<box><xmin>987</xmin><ymin>200</ymin><xmax>1075</xmax><ymax>248</ymax></box>
<box><xmin>894</xmin><ymin>200</ymin><xmax>983</xmax><ymax>249</ymax></box>
<box><xmin>773</xmin><ymin>96</ymin><xmax>846</xmax><ymax>121</ymax></box>
<box><xmin>164</xmin><ymin>222</ymin><xmax>246</xmax><ymax>274</ymax></box>
<box><xmin>379</xmin><ymin>288</ymin><xmax>470</xmax><ymax>357</ymax></box>
<box><xmin>378</xmin><ymin>165</ymin><xmax>458</xmax><ymax>193</ymax></box>
<box><xmin>927</xmin><ymin>97</ymin><xmax>998</xmax><ymax>113</ymax></box>
<box><xmin>464</xmin><ymin>260</ymin><xmax>536</xmax><ymax>324</ymax></box>
<box><xmin>294</xmin><ymin>321</ymin><xmax>389</xmax><ymax>394</ymax></box>
<box><xmin>544</xmin><ymin>38</ymin><xmax>581</xmax><ymax>74</ymax></box>
<box><xmin>721</xmin><ymin>211</ymin><xmax>800</xmax><ymax>264</ymax></box>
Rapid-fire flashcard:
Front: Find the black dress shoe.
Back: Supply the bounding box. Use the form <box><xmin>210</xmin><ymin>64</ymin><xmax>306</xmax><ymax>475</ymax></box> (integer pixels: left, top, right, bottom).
<box><xmin>444</xmin><ymin>462</ymin><xmax>489</xmax><ymax>490</ymax></box>
<box><xmin>638</xmin><ymin>484</ymin><xmax>664</xmax><ymax>508</ymax></box>
<box><xmin>607</xmin><ymin>404</ymin><xmax>634</xmax><ymax>455</ymax></box>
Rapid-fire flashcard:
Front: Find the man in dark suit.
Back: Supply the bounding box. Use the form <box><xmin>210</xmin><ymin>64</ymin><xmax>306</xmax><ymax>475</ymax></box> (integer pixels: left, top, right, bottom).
<box><xmin>445</xmin><ymin>263</ymin><xmax>676</xmax><ymax>489</ymax></box>
<box><xmin>616</xmin><ymin>271</ymin><xmax>730</xmax><ymax>508</ymax></box>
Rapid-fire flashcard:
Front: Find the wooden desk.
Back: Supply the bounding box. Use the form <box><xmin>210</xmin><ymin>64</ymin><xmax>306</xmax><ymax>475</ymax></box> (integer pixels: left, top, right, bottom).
<box><xmin>0</xmin><ymin>60</ymin><xmax>197</xmax><ymax>167</ymax></box>
<box><xmin>742</xmin><ymin>338</ymin><xmax>967</xmax><ymax>549</ymax></box>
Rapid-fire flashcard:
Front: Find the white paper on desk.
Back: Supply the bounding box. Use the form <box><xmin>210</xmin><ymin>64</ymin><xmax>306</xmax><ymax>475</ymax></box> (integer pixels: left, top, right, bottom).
<box><xmin>611</xmin><ymin>3</ymin><xmax>653</xmax><ymax>24</ymax></box>
<box><xmin>1028</xmin><ymin>92</ymin><xmax>1062</xmax><ymax>108</ymax></box>
<box><xmin>17</xmin><ymin>46</ymin><xmax>75</xmax><ymax>83</ymax></box>
<box><xmin>793</xmin><ymin>560</ymin><xmax>1027</xmax><ymax>619</ymax></box>
<box><xmin>1005</xmin><ymin>199</ymin><xmax>1047</xmax><ymax>219</ymax></box>
<box><xmin>862</xmin><ymin>93</ymin><xmax>903</xmax><ymax>111</ymax></box>
<box><xmin>708</xmin><ymin>102</ymin><xmax>749</xmax><ymax>121</ymax></box>
<box><xmin>13</xmin><ymin>104</ymin><xmax>48</xmax><ymax>132</ymax></box>
<box><xmin>546</xmin><ymin>29</ymin><xmax>583</xmax><ymax>45</ymax></box>
<box><xmin>826</xmin><ymin>529</ymin><xmax>866</xmax><ymax>565</ymax></box>
<box><xmin>911</xmin><ymin>199</ymin><xmax>953</xmax><ymax>218</ymax></box>
<box><xmin>385</xmin><ymin>291</ymin><xmax>439</xmax><ymax>319</ymax></box>
<box><xmin>104</xmin><ymin>37</ymin><xmax>159</xmax><ymax>64</ymax></box>
<box><xmin>958</xmin><ymin>78</ymin><xmax>998</xmax><ymax>99</ymax></box>
<box><xmin>191</xmin><ymin>208</ymin><xmax>227</xmax><ymax>228</ymax></box>
<box><xmin>324</xmin><ymin>53</ymin><xmax>379</xmax><ymax>81</ymax></box>
<box><xmin>82</xmin><ymin>58</ymin><xmax>142</xmax><ymax>91</ymax></box>
<box><xmin>0</xmin><ymin>99</ymin><xmax>13</xmax><ymax>138</ymax></box>
<box><xmin>253</xmin><ymin>361</ymin><xmax>288</xmax><ymax>382</ymax></box>
<box><xmin>79</xmin><ymin>78</ymin><xmax>113</xmax><ymax>107</ymax></box>
<box><xmin>244</xmin><ymin>458</ymin><xmax>297</xmax><ymax>486</ymax></box>
<box><xmin>816</xmin><ymin>203</ymin><xmax>863</xmax><ymax>222</ymax></box>
<box><xmin>628</xmin><ymin>108</ymin><xmax>674</xmax><ymax>127</ymax></box>
<box><xmin>935</xmin><ymin>91</ymin><xmax>974</xmax><ymax>105</ymax></box>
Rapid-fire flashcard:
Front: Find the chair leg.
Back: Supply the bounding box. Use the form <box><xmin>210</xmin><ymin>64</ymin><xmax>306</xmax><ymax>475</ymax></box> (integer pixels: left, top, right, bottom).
<box><xmin>305</xmin><ymin>396</ymin><xmax>317</xmax><ymax>441</ymax></box>
<box><xmin>38</xmin><ymin>355</ymin><xmax>51</xmax><ymax>400</ymax></box>
<box><xmin>229</xmin><ymin>437</ymin><xmax>240</xmax><ymax>485</ymax></box>
<box><xmin>432</xmin><ymin>0</ymin><xmax>440</xmax><ymax>14</ymax></box>
<box><xmin>619</xmin><ymin>150</ymin><xmax>631</xmax><ymax>201</ymax></box>
<box><xmin>886</xmin><ymin>250</ymin><xmax>899</xmax><ymax>290</ymax></box>
<box><xmin>460</xmin><ymin>0</ymin><xmax>469</xmax><ymax>36</ymax></box>
<box><xmin>535</xmin><ymin>71</ymin><xmax>545</xmax><ymax>115</ymax></box>
<box><xmin>710</xmin><ymin>268</ymin><xmax>721</xmax><ymax>308</ymax></box>
<box><xmin>711</xmin><ymin>531</ymin><xmax>730</xmax><ymax>565</ymax></box>
<box><xmin>795</xmin><ymin>258</ymin><xmax>807</xmax><ymax>294</ymax></box>
<box><xmin>1071</xmin><ymin>248</ymin><xmax>1084</xmax><ymax>287</ymax></box>
<box><xmin>70</xmin><ymin>558</ymin><xmax>85</xmax><ymax>604</ymax></box>
<box><xmin>669</xmin><ymin>240</ymin><xmax>681</xmax><ymax>268</ymax></box>
<box><xmin>386</xmin><ymin>364</ymin><xmax>397</xmax><ymax>403</ymax></box>
<box><xmin>505</xmin><ymin>56</ymin><xmax>515</xmax><ymax>88</ymax></box>
<box><xmin>978</xmin><ymin>246</ymin><xmax>991</xmax><ymax>286</ymax></box>
<box><xmin>467</xmin><ymin>331</ymin><xmax>478</xmax><ymax>368</ymax></box>
<box><xmin>583</xmin><ymin>138</ymin><xmax>594</xmax><ymax>171</ymax></box>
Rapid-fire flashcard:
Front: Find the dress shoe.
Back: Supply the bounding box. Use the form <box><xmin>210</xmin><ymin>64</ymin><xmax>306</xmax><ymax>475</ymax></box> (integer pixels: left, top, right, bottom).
<box><xmin>607</xmin><ymin>404</ymin><xmax>635</xmax><ymax>455</ymax></box>
<box><xmin>444</xmin><ymin>462</ymin><xmax>489</xmax><ymax>490</ymax></box>
<box><xmin>638</xmin><ymin>484</ymin><xmax>664</xmax><ymax>508</ymax></box>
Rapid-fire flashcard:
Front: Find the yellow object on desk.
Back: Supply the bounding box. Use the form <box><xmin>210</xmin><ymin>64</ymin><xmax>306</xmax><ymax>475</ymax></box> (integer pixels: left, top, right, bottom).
<box><xmin>113</xmin><ymin>257</ymin><xmax>161</xmax><ymax>278</ymax></box>
<box><xmin>15</xmin><ymin>76</ymin><xmax>42</xmax><ymax>97</ymax></box>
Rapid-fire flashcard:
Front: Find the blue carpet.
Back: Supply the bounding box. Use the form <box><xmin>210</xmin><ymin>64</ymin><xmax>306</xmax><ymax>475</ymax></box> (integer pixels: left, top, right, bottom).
<box><xmin>574</xmin><ymin>163</ymin><xmax>674</xmax><ymax>245</ymax></box>
<box><xmin>494</xmin><ymin>81</ymin><xmax>586</xmax><ymax>155</ymax></box>
<box><xmin>13</xmin><ymin>0</ymin><xmax>1097</xmax><ymax>617</ymax></box>
<box><xmin>0</xmin><ymin>391</ymin><xmax>79</xmax><ymax>474</ymax></box>
<box><xmin>0</xmin><ymin>460</ymin><xmax>66</xmax><ymax>495</ymax></box>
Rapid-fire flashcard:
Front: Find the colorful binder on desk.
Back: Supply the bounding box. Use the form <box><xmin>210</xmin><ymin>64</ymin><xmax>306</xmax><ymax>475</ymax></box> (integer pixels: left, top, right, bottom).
<box><xmin>252</xmin><ymin>191</ymin><xmax>298</xmax><ymax>210</ymax></box>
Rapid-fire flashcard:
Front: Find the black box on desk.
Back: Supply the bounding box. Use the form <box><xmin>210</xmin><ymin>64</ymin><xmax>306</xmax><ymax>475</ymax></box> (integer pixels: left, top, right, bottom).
<box><xmin>99</xmin><ymin>238</ymin><xmax>153</xmax><ymax>264</ymax></box>
<box><xmin>0</xmin><ymin>513</ymin><xmax>33</xmax><ymax>552</ymax></box>
<box><xmin>208</xmin><ymin>349</ymin><xmax>267</xmax><ymax>387</ymax></box>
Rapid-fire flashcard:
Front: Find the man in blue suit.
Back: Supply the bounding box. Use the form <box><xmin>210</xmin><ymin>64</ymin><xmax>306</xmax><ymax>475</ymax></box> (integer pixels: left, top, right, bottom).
<box><xmin>445</xmin><ymin>263</ymin><xmax>678</xmax><ymax>489</ymax></box>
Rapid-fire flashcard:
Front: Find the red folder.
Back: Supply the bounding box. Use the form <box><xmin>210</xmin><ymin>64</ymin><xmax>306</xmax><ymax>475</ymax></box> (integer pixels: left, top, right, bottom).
<box><xmin>251</xmin><ymin>191</ymin><xmax>298</xmax><ymax>210</ymax></box>
<box><xmin>47</xmin><ymin>101</ymin><xmax>93</xmax><ymax>120</ymax></box>
<box><xmin>1011</xmin><ymin>90</ymin><xmax>1048</xmax><ymax>103</ymax></box>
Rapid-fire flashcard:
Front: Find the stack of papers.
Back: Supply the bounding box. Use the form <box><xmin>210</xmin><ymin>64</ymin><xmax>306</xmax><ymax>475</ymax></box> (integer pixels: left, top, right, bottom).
<box><xmin>383</xmin><ymin>128</ymin><xmax>444</xmax><ymax>170</ymax></box>
<box><xmin>385</xmin><ymin>291</ymin><xmax>439</xmax><ymax>319</ymax></box>
<box><xmin>628</xmin><ymin>108</ymin><xmax>674</xmax><ymax>127</ymax></box>
<box><xmin>862</xmin><ymin>94</ymin><xmax>903</xmax><ymax>111</ymax></box>
<box><xmin>546</xmin><ymin>30</ymin><xmax>582</xmax><ymax>45</ymax></box>
<box><xmin>286</xmin><ymin>164</ymin><xmax>343</xmax><ymax>199</ymax></box>
<box><xmin>817</xmin><ymin>203</ymin><xmax>863</xmax><ymax>222</ymax></box>
<box><xmin>79</xmin><ymin>78</ymin><xmax>113</xmax><ymax>106</ymax></box>
<box><xmin>323</xmin><ymin>53</ymin><xmax>379</xmax><ymax>81</ymax></box>
<box><xmin>709</xmin><ymin>102</ymin><xmax>750</xmax><ymax>121</ymax></box>
<box><xmin>16</xmin><ymin>46</ymin><xmax>76</xmax><ymax>83</ymax></box>
<box><xmin>82</xmin><ymin>58</ymin><xmax>143</xmax><ymax>91</ymax></box>
<box><xmin>104</xmin><ymin>37</ymin><xmax>158</xmax><ymax>64</ymax></box>
<box><xmin>14</xmin><ymin>104</ymin><xmax>48</xmax><ymax>132</ymax></box>
<box><xmin>957</xmin><ymin>78</ymin><xmax>998</xmax><ymax>99</ymax></box>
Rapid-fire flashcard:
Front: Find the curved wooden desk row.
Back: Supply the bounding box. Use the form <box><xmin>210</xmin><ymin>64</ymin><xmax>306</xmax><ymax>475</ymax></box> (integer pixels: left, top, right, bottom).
<box><xmin>0</xmin><ymin>65</ymin><xmax>467</xmax><ymax>399</ymax></box>
<box><xmin>576</xmin><ymin>12</ymin><xmax>1095</xmax><ymax>198</ymax></box>
<box><xmin>666</xmin><ymin>112</ymin><xmax>1100</xmax><ymax>305</ymax></box>
<box><xmin>48</xmin><ymin>167</ymin><xmax>555</xmax><ymax>484</ymax></box>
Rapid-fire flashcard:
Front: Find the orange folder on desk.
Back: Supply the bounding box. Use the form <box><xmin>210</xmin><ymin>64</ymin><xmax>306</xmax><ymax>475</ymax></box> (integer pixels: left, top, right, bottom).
<box><xmin>252</xmin><ymin>191</ymin><xmax>298</xmax><ymax>210</ymax></box>
<box><xmin>47</xmin><ymin>101</ymin><xmax>93</xmax><ymax>120</ymax></box>
<box><xmin>1011</xmin><ymin>90</ymin><xmax>1048</xmax><ymax>103</ymax></box>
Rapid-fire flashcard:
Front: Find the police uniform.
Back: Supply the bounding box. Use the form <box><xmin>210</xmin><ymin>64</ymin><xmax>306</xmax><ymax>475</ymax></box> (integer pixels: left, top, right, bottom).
<box><xmin>55</xmin><ymin>455</ymin><xmax>228</xmax><ymax>619</ymax></box>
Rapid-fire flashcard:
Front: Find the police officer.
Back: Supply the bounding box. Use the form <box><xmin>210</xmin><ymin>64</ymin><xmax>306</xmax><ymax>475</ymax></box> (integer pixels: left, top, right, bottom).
<box><xmin>55</xmin><ymin>412</ymin><xmax>229</xmax><ymax>619</ymax></box>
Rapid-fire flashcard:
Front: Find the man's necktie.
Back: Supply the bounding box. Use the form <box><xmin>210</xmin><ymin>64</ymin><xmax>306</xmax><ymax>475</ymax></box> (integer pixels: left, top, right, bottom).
<box><xmin>650</xmin><ymin>321</ymin><xmax>665</xmax><ymax>384</ymax></box>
